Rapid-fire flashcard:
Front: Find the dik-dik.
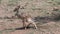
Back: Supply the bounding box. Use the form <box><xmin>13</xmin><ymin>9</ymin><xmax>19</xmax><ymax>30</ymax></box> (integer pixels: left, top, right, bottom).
<box><xmin>14</xmin><ymin>5</ymin><xmax>37</xmax><ymax>29</ymax></box>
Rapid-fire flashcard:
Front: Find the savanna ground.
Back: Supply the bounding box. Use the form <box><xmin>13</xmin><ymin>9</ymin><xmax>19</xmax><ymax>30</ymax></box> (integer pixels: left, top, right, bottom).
<box><xmin>0</xmin><ymin>0</ymin><xmax>60</xmax><ymax>34</ymax></box>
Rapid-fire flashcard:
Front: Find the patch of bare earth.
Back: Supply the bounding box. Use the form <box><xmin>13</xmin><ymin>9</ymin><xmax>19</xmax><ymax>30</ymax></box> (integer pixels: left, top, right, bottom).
<box><xmin>1</xmin><ymin>21</ymin><xmax>60</xmax><ymax>34</ymax></box>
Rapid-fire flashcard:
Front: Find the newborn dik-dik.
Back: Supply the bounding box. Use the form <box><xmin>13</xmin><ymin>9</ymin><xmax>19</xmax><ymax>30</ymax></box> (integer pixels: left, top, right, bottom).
<box><xmin>14</xmin><ymin>5</ymin><xmax>37</xmax><ymax>29</ymax></box>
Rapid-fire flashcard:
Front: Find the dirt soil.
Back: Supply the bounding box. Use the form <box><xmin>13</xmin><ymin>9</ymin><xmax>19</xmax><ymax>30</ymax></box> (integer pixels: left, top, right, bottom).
<box><xmin>0</xmin><ymin>0</ymin><xmax>60</xmax><ymax>34</ymax></box>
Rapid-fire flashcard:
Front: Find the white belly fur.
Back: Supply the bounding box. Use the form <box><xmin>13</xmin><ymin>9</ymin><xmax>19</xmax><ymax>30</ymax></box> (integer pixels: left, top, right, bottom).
<box><xmin>28</xmin><ymin>18</ymin><xmax>32</xmax><ymax>22</ymax></box>
<box><xmin>27</xmin><ymin>18</ymin><xmax>35</xmax><ymax>23</ymax></box>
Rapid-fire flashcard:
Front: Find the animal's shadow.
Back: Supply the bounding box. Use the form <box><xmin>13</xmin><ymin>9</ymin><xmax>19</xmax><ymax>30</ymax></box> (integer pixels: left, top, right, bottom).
<box><xmin>15</xmin><ymin>26</ymin><xmax>35</xmax><ymax>30</ymax></box>
<box><xmin>5</xmin><ymin>26</ymin><xmax>35</xmax><ymax>31</ymax></box>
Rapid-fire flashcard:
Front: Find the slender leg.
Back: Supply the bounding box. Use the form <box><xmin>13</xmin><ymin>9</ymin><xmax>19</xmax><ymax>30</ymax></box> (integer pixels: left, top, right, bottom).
<box><xmin>24</xmin><ymin>22</ymin><xmax>27</xmax><ymax>30</ymax></box>
<box><xmin>23</xmin><ymin>22</ymin><xmax>25</xmax><ymax>27</ymax></box>
<box><xmin>27</xmin><ymin>22</ymin><xmax>37</xmax><ymax>29</ymax></box>
<box><xmin>22</xmin><ymin>20</ymin><xmax>27</xmax><ymax>30</ymax></box>
<box><xmin>22</xmin><ymin>20</ymin><xmax>25</xmax><ymax>27</ymax></box>
<box><xmin>22</xmin><ymin>20</ymin><xmax>26</xmax><ymax>29</ymax></box>
<box><xmin>32</xmin><ymin>23</ymin><xmax>37</xmax><ymax>29</ymax></box>
<box><xmin>30</xmin><ymin>20</ymin><xmax>37</xmax><ymax>29</ymax></box>
<box><xmin>23</xmin><ymin>22</ymin><xmax>27</xmax><ymax>29</ymax></box>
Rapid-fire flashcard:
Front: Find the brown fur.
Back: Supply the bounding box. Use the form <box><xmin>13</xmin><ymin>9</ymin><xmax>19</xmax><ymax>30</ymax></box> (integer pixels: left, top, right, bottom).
<box><xmin>14</xmin><ymin>5</ymin><xmax>37</xmax><ymax>29</ymax></box>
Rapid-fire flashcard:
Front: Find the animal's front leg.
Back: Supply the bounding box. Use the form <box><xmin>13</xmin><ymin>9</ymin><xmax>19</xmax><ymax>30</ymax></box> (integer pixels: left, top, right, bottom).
<box><xmin>23</xmin><ymin>22</ymin><xmax>25</xmax><ymax>27</ymax></box>
<box><xmin>22</xmin><ymin>20</ymin><xmax>25</xmax><ymax>28</ymax></box>
<box><xmin>22</xmin><ymin>21</ymin><xmax>27</xmax><ymax>29</ymax></box>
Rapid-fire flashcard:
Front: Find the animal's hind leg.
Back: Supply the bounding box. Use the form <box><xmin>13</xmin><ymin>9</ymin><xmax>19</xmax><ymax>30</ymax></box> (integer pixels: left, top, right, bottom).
<box><xmin>30</xmin><ymin>20</ymin><xmax>37</xmax><ymax>29</ymax></box>
<box><xmin>27</xmin><ymin>22</ymin><xmax>37</xmax><ymax>29</ymax></box>
<box><xmin>32</xmin><ymin>23</ymin><xmax>37</xmax><ymax>29</ymax></box>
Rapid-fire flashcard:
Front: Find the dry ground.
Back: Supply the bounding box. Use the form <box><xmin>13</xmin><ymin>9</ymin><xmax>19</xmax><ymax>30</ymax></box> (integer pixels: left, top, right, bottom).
<box><xmin>0</xmin><ymin>0</ymin><xmax>60</xmax><ymax>34</ymax></box>
<box><xmin>0</xmin><ymin>19</ymin><xmax>60</xmax><ymax>34</ymax></box>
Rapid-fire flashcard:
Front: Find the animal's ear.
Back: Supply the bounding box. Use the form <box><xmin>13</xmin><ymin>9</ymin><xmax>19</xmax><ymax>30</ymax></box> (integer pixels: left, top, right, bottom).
<box><xmin>17</xmin><ymin>5</ymin><xmax>20</xmax><ymax>8</ymax></box>
<box><xmin>13</xmin><ymin>5</ymin><xmax>20</xmax><ymax>12</ymax></box>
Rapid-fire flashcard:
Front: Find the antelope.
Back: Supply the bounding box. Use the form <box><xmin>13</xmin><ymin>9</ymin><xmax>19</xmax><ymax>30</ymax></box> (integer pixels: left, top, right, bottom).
<box><xmin>13</xmin><ymin>5</ymin><xmax>37</xmax><ymax>29</ymax></box>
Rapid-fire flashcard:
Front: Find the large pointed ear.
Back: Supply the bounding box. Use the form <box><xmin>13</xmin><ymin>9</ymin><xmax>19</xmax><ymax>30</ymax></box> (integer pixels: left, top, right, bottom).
<box><xmin>17</xmin><ymin>5</ymin><xmax>20</xmax><ymax>8</ymax></box>
<box><xmin>13</xmin><ymin>5</ymin><xmax>20</xmax><ymax>12</ymax></box>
